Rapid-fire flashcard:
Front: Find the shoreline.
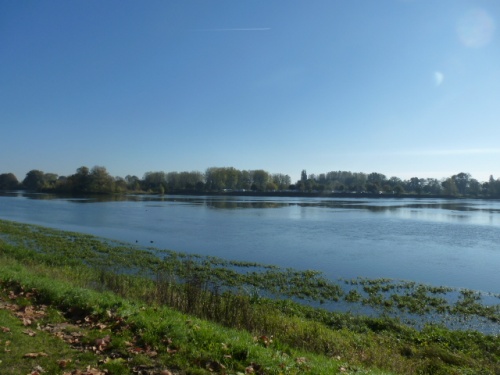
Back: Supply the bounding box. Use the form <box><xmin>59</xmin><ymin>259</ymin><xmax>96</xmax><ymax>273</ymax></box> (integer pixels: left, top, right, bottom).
<box><xmin>0</xmin><ymin>189</ymin><xmax>476</xmax><ymax>200</ymax></box>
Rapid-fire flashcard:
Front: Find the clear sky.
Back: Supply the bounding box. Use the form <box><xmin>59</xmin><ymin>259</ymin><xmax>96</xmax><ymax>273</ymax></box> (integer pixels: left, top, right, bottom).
<box><xmin>1</xmin><ymin>0</ymin><xmax>499</xmax><ymax>183</ymax></box>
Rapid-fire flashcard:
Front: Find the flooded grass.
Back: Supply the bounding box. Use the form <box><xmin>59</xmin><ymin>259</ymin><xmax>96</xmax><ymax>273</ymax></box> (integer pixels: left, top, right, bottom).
<box><xmin>1</xmin><ymin>219</ymin><xmax>500</xmax><ymax>374</ymax></box>
<box><xmin>1</xmin><ymin>219</ymin><xmax>498</xmax><ymax>331</ymax></box>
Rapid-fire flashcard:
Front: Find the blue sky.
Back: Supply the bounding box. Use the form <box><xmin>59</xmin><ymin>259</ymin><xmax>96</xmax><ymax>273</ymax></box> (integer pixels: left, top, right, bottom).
<box><xmin>1</xmin><ymin>0</ymin><xmax>499</xmax><ymax>183</ymax></box>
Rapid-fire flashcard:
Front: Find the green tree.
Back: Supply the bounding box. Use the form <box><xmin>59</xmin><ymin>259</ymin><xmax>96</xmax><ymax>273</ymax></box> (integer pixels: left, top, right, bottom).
<box><xmin>487</xmin><ymin>175</ymin><xmax>500</xmax><ymax>198</ymax></box>
<box><xmin>125</xmin><ymin>175</ymin><xmax>141</xmax><ymax>191</ymax></box>
<box><xmin>239</xmin><ymin>170</ymin><xmax>252</xmax><ymax>190</ymax></box>
<box><xmin>366</xmin><ymin>172</ymin><xmax>386</xmax><ymax>193</ymax></box>
<box><xmin>224</xmin><ymin>167</ymin><xmax>239</xmax><ymax>190</ymax></box>
<box><xmin>468</xmin><ymin>178</ymin><xmax>481</xmax><ymax>196</ymax></box>
<box><xmin>422</xmin><ymin>178</ymin><xmax>442</xmax><ymax>195</ymax></box>
<box><xmin>114</xmin><ymin>177</ymin><xmax>128</xmax><ymax>193</ymax></box>
<box><xmin>367</xmin><ymin>172</ymin><xmax>386</xmax><ymax>186</ymax></box>
<box><xmin>205</xmin><ymin>167</ymin><xmax>227</xmax><ymax>191</ymax></box>
<box><xmin>166</xmin><ymin>172</ymin><xmax>180</xmax><ymax>191</ymax></box>
<box><xmin>89</xmin><ymin>166</ymin><xmax>115</xmax><ymax>193</ymax></box>
<box><xmin>67</xmin><ymin>166</ymin><xmax>92</xmax><ymax>193</ymax></box>
<box><xmin>178</xmin><ymin>171</ymin><xmax>204</xmax><ymax>190</ymax></box>
<box><xmin>266</xmin><ymin>181</ymin><xmax>278</xmax><ymax>191</ymax></box>
<box><xmin>393</xmin><ymin>185</ymin><xmax>404</xmax><ymax>195</ymax></box>
<box><xmin>452</xmin><ymin>172</ymin><xmax>471</xmax><ymax>196</ymax></box>
<box><xmin>301</xmin><ymin>170</ymin><xmax>307</xmax><ymax>183</ymax></box>
<box><xmin>272</xmin><ymin>173</ymin><xmax>291</xmax><ymax>190</ymax></box>
<box><xmin>43</xmin><ymin>173</ymin><xmax>59</xmax><ymax>189</ymax></box>
<box><xmin>22</xmin><ymin>170</ymin><xmax>45</xmax><ymax>191</ymax></box>
<box><xmin>442</xmin><ymin>178</ymin><xmax>458</xmax><ymax>196</ymax></box>
<box><xmin>0</xmin><ymin>173</ymin><xmax>19</xmax><ymax>190</ymax></box>
<box><xmin>366</xmin><ymin>182</ymin><xmax>380</xmax><ymax>193</ymax></box>
<box><xmin>388</xmin><ymin>176</ymin><xmax>403</xmax><ymax>188</ymax></box>
<box><xmin>406</xmin><ymin>177</ymin><xmax>423</xmax><ymax>194</ymax></box>
<box><xmin>348</xmin><ymin>173</ymin><xmax>367</xmax><ymax>192</ymax></box>
<box><xmin>251</xmin><ymin>170</ymin><xmax>270</xmax><ymax>191</ymax></box>
<box><xmin>143</xmin><ymin>171</ymin><xmax>167</xmax><ymax>192</ymax></box>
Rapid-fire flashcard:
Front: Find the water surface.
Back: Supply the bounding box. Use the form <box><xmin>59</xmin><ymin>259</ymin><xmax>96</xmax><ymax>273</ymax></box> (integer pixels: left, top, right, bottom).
<box><xmin>1</xmin><ymin>192</ymin><xmax>499</xmax><ymax>293</ymax></box>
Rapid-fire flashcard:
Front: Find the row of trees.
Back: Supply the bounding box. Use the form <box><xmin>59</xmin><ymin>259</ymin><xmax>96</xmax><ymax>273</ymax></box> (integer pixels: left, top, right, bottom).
<box><xmin>1</xmin><ymin>166</ymin><xmax>500</xmax><ymax>198</ymax></box>
<box><xmin>296</xmin><ymin>170</ymin><xmax>496</xmax><ymax>197</ymax></box>
<box><xmin>0</xmin><ymin>166</ymin><xmax>291</xmax><ymax>195</ymax></box>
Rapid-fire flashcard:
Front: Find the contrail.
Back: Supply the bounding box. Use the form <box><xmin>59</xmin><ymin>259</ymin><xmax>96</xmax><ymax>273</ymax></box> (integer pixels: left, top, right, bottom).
<box><xmin>192</xmin><ymin>28</ymin><xmax>271</xmax><ymax>32</ymax></box>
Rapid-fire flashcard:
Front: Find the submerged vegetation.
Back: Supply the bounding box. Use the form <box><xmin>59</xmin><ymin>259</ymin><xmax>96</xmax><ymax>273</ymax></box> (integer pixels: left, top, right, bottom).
<box><xmin>1</xmin><ymin>219</ymin><xmax>500</xmax><ymax>374</ymax></box>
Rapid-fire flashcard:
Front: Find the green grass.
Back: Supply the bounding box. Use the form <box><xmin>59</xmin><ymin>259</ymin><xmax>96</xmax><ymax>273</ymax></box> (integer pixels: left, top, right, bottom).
<box><xmin>1</xmin><ymin>219</ymin><xmax>500</xmax><ymax>374</ymax></box>
<box><xmin>0</xmin><ymin>288</ymin><xmax>107</xmax><ymax>374</ymax></box>
<box><xmin>0</xmin><ymin>258</ymin><xmax>381</xmax><ymax>374</ymax></box>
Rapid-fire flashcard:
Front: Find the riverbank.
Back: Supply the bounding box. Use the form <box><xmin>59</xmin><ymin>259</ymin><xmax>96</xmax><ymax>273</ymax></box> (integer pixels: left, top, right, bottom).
<box><xmin>1</xmin><ymin>220</ymin><xmax>499</xmax><ymax>374</ymax></box>
<box><xmin>0</xmin><ymin>188</ymin><xmax>464</xmax><ymax>200</ymax></box>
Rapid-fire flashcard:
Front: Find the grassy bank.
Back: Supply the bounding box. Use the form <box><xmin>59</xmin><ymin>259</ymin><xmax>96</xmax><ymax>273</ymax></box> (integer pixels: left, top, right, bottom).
<box><xmin>1</xmin><ymin>219</ymin><xmax>499</xmax><ymax>374</ymax></box>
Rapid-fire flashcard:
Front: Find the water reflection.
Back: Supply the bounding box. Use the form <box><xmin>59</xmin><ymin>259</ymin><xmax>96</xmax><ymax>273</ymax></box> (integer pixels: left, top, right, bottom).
<box><xmin>2</xmin><ymin>191</ymin><xmax>500</xmax><ymax>216</ymax></box>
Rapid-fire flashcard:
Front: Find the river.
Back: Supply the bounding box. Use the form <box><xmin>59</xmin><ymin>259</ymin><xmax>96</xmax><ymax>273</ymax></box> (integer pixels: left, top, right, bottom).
<box><xmin>1</xmin><ymin>192</ymin><xmax>499</xmax><ymax>294</ymax></box>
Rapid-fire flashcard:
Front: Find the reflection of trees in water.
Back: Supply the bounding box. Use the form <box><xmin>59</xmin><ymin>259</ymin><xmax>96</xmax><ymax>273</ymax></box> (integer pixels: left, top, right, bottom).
<box><xmin>21</xmin><ymin>193</ymin><xmax>144</xmax><ymax>203</ymax></box>
<box><xmin>203</xmin><ymin>200</ymin><xmax>289</xmax><ymax>209</ymax></box>
<box><xmin>12</xmin><ymin>192</ymin><xmax>500</xmax><ymax>214</ymax></box>
<box><xmin>297</xmin><ymin>200</ymin><xmax>500</xmax><ymax>214</ymax></box>
<box><xmin>295</xmin><ymin>201</ymin><xmax>400</xmax><ymax>212</ymax></box>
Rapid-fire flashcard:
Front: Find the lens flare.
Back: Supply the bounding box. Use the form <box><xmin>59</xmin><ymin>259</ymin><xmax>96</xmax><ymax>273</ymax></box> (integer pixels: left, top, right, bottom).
<box><xmin>457</xmin><ymin>9</ymin><xmax>495</xmax><ymax>48</ymax></box>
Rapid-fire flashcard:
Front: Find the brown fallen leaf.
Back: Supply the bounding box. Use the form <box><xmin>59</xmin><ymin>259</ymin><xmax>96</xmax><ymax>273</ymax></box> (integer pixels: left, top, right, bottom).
<box><xmin>1</xmin><ymin>326</ymin><xmax>10</xmax><ymax>333</ymax></box>
<box><xmin>57</xmin><ymin>359</ymin><xmax>72</xmax><ymax>368</ymax></box>
<box><xmin>22</xmin><ymin>317</ymin><xmax>33</xmax><ymax>326</ymax></box>
<box><xmin>22</xmin><ymin>329</ymin><xmax>37</xmax><ymax>337</ymax></box>
<box><xmin>23</xmin><ymin>352</ymin><xmax>48</xmax><ymax>358</ymax></box>
<box><xmin>94</xmin><ymin>335</ymin><xmax>111</xmax><ymax>351</ymax></box>
<box><xmin>84</xmin><ymin>365</ymin><xmax>107</xmax><ymax>374</ymax></box>
<box><xmin>31</xmin><ymin>365</ymin><xmax>45</xmax><ymax>374</ymax></box>
<box><xmin>166</xmin><ymin>347</ymin><xmax>177</xmax><ymax>354</ymax></box>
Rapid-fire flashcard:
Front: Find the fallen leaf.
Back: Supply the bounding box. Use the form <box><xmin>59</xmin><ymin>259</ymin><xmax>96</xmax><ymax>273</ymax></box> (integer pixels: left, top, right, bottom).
<box><xmin>57</xmin><ymin>359</ymin><xmax>72</xmax><ymax>368</ymax></box>
<box><xmin>31</xmin><ymin>365</ymin><xmax>45</xmax><ymax>373</ymax></box>
<box><xmin>22</xmin><ymin>317</ymin><xmax>32</xmax><ymax>326</ymax></box>
<box><xmin>23</xmin><ymin>352</ymin><xmax>48</xmax><ymax>358</ymax></box>
<box><xmin>22</xmin><ymin>329</ymin><xmax>37</xmax><ymax>337</ymax></box>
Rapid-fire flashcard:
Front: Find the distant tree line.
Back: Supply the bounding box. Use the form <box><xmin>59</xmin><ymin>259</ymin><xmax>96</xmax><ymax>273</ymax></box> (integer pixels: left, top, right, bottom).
<box><xmin>295</xmin><ymin>170</ymin><xmax>498</xmax><ymax>197</ymax></box>
<box><xmin>1</xmin><ymin>166</ymin><xmax>500</xmax><ymax>198</ymax></box>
